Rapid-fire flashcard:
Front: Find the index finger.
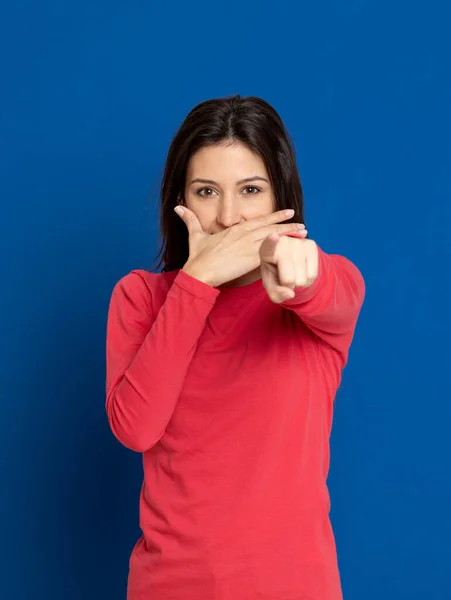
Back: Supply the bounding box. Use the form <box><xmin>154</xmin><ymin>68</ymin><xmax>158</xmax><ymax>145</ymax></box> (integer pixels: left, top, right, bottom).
<box><xmin>241</xmin><ymin>209</ymin><xmax>295</xmax><ymax>232</ymax></box>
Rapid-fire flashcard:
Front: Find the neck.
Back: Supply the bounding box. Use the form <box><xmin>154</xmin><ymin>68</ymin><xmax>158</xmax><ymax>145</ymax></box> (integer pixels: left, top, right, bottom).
<box><xmin>218</xmin><ymin>267</ymin><xmax>261</xmax><ymax>289</ymax></box>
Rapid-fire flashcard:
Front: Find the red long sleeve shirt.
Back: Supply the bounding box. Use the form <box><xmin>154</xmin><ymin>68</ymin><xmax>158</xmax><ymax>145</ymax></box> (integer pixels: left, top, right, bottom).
<box><xmin>105</xmin><ymin>244</ymin><xmax>365</xmax><ymax>600</ymax></box>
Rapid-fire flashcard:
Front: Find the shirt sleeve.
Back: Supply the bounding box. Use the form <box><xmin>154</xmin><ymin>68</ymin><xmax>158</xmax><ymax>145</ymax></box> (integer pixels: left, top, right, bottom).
<box><xmin>281</xmin><ymin>243</ymin><xmax>365</xmax><ymax>363</ymax></box>
<box><xmin>105</xmin><ymin>269</ymin><xmax>220</xmax><ymax>452</ymax></box>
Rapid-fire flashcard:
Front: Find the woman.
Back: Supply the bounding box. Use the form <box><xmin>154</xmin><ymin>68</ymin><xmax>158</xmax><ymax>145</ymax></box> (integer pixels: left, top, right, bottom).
<box><xmin>106</xmin><ymin>94</ymin><xmax>365</xmax><ymax>600</ymax></box>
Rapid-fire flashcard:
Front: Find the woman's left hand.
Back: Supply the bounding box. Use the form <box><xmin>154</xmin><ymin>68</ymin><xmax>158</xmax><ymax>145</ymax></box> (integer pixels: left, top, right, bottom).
<box><xmin>259</xmin><ymin>233</ymin><xmax>319</xmax><ymax>304</ymax></box>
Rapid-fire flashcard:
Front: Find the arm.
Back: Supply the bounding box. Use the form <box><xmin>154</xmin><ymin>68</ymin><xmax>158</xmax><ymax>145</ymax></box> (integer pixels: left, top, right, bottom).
<box><xmin>105</xmin><ymin>269</ymin><xmax>220</xmax><ymax>452</ymax></box>
<box><xmin>281</xmin><ymin>244</ymin><xmax>365</xmax><ymax>363</ymax></box>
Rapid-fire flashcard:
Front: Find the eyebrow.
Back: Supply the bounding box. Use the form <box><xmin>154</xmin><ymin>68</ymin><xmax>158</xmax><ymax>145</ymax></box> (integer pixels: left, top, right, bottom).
<box><xmin>190</xmin><ymin>176</ymin><xmax>269</xmax><ymax>186</ymax></box>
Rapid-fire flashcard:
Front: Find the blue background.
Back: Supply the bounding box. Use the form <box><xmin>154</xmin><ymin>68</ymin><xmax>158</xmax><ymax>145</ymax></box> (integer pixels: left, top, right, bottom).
<box><xmin>2</xmin><ymin>1</ymin><xmax>450</xmax><ymax>599</ymax></box>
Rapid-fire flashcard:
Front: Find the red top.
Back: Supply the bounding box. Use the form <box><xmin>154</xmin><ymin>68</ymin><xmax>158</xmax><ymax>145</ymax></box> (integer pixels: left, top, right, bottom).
<box><xmin>106</xmin><ymin>244</ymin><xmax>365</xmax><ymax>600</ymax></box>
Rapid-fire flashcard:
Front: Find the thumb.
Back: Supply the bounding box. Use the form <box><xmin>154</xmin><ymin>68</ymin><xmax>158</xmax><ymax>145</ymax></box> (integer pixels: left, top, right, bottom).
<box><xmin>259</xmin><ymin>233</ymin><xmax>280</xmax><ymax>265</ymax></box>
<box><xmin>174</xmin><ymin>205</ymin><xmax>204</xmax><ymax>236</ymax></box>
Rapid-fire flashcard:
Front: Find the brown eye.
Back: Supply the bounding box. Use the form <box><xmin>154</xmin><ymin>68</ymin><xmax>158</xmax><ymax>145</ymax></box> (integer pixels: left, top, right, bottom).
<box><xmin>242</xmin><ymin>186</ymin><xmax>261</xmax><ymax>195</ymax></box>
<box><xmin>197</xmin><ymin>187</ymin><xmax>218</xmax><ymax>197</ymax></box>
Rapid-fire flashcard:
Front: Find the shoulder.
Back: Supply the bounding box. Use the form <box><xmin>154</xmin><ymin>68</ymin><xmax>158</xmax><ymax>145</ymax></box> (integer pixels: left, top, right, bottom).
<box><xmin>113</xmin><ymin>268</ymin><xmax>178</xmax><ymax>291</ymax></box>
<box><xmin>110</xmin><ymin>269</ymin><xmax>180</xmax><ymax>314</ymax></box>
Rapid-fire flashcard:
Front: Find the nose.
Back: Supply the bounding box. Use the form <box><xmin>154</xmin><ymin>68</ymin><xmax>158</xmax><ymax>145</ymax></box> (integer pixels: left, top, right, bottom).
<box><xmin>216</xmin><ymin>198</ymin><xmax>242</xmax><ymax>229</ymax></box>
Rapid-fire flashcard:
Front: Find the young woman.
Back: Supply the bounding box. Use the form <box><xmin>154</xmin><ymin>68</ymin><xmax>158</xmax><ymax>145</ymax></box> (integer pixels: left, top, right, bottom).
<box><xmin>106</xmin><ymin>94</ymin><xmax>365</xmax><ymax>600</ymax></box>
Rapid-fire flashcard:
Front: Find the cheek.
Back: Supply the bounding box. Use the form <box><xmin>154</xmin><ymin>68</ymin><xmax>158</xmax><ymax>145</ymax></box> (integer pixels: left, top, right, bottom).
<box><xmin>184</xmin><ymin>200</ymin><xmax>215</xmax><ymax>232</ymax></box>
<box><xmin>243</xmin><ymin>193</ymin><xmax>275</xmax><ymax>217</ymax></box>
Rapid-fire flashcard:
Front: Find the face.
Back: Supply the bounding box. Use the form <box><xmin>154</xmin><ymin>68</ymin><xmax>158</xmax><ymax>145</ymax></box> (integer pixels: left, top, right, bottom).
<box><xmin>183</xmin><ymin>141</ymin><xmax>275</xmax><ymax>234</ymax></box>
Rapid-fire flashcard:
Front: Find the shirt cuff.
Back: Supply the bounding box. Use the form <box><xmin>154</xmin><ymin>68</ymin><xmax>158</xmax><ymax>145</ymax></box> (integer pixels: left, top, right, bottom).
<box><xmin>172</xmin><ymin>269</ymin><xmax>221</xmax><ymax>304</ymax></box>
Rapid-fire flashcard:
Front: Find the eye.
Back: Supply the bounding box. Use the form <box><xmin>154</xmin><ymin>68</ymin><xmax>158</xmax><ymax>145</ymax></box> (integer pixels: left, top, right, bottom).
<box><xmin>196</xmin><ymin>187</ymin><xmax>218</xmax><ymax>197</ymax></box>
<box><xmin>242</xmin><ymin>186</ymin><xmax>261</xmax><ymax>195</ymax></box>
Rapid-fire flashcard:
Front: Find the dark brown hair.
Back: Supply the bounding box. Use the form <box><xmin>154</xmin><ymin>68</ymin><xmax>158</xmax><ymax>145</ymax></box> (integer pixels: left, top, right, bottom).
<box><xmin>155</xmin><ymin>94</ymin><xmax>305</xmax><ymax>272</ymax></box>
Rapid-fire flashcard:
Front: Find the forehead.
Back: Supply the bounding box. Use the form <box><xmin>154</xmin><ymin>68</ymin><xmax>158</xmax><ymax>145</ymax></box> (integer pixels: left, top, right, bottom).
<box><xmin>187</xmin><ymin>142</ymin><xmax>268</xmax><ymax>179</ymax></box>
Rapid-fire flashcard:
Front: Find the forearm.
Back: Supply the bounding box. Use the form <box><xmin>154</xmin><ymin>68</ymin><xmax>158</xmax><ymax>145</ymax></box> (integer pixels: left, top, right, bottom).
<box><xmin>281</xmin><ymin>246</ymin><xmax>365</xmax><ymax>356</ymax></box>
<box><xmin>106</xmin><ymin>270</ymin><xmax>219</xmax><ymax>452</ymax></box>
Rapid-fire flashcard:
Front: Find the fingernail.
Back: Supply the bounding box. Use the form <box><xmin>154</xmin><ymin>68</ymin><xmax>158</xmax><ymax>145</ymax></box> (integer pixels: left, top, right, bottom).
<box><xmin>285</xmin><ymin>209</ymin><xmax>295</xmax><ymax>216</ymax></box>
<box><xmin>174</xmin><ymin>206</ymin><xmax>184</xmax><ymax>216</ymax></box>
<box><xmin>297</xmin><ymin>224</ymin><xmax>305</xmax><ymax>230</ymax></box>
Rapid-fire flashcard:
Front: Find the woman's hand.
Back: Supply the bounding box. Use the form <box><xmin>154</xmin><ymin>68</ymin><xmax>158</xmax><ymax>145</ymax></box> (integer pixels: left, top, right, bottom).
<box><xmin>259</xmin><ymin>233</ymin><xmax>319</xmax><ymax>303</ymax></box>
<box><xmin>174</xmin><ymin>206</ymin><xmax>307</xmax><ymax>288</ymax></box>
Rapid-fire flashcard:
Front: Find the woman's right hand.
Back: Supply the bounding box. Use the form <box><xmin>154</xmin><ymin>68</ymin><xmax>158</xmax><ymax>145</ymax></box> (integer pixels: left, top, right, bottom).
<box><xmin>174</xmin><ymin>205</ymin><xmax>306</xmax><ymax>288</ymax></box>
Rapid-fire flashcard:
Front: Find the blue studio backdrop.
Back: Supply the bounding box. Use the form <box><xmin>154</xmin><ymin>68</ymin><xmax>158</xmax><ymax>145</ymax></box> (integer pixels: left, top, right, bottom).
<box><xmin>2</xmin><ymin>1</ymin><xmax>450</xmax><ymax>599</ymax></box>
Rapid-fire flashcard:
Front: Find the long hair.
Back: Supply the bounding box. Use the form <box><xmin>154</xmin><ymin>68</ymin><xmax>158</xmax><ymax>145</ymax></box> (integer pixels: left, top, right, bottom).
<box><xmin>155</xmin><ymin>94</ymin><xmax>305</xmax><ymax>272</ymax></box>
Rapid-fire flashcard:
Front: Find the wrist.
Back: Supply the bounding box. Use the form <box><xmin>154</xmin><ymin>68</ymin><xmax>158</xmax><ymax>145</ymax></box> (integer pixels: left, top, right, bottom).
<box><xmin>182</xmin><ymin>261</ymin><xmax>216</xmax><ymax>288</ymax></box>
